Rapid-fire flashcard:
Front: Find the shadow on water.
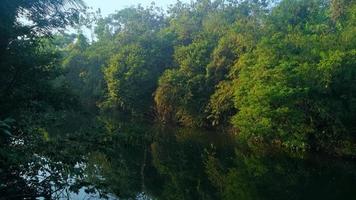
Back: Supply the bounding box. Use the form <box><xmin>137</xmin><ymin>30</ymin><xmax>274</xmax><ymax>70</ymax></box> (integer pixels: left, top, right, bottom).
<box><xmin>1</xmin><ymin>113</ymin><xmax>356</xmax><ymax>199</ymax></box>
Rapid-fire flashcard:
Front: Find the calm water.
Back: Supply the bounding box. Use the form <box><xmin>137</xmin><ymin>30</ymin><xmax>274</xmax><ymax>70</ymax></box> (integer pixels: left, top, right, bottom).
<box><xmin>1</xmin><ymin>114</ymin><xmax>356</xmax><ymax>199</ymax></box>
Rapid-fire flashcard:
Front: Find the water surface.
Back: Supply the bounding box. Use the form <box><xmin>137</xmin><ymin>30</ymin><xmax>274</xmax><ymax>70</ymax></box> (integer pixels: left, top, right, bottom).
<box><xmin>1</xmin><ymin>114</ymin><xmax>356</xmax><ymax>199</ymax></box>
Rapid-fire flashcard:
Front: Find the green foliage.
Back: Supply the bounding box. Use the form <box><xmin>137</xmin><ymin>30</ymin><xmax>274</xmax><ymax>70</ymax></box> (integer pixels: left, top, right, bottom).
<box><xmin>99</xmin><ymin>6</ymin><xmax>173</xmax><ymax>116</ymax></box>
<box><xmin>207</xmin><ymin>81</ymin><xmax>235</xmax><ymax>126</ymax></box>
<box><xmin>54</xmin><ymin>0</ymin><xmax>356</xmax><ymax>153</ymax></box>
<box><xmin>61</xmin><ymin>33</ymin><xmax>108</xmax><ymax>110</ymax></box>
<box><xmin>155</xmin><ymin>39</ymin><xmax>215</xmax><ymax>126</ymax></box>
<box><xmin>231</xmin><ymin>0</ymin><xmax>356</xmax><ymax>151</ymax></box>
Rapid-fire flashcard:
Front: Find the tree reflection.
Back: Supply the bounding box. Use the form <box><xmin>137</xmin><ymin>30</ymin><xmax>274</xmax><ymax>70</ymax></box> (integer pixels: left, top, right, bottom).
<box><xmin>206</xmin><ymin>149</ymin><xmax>356</xmax><ymax>200</ymax></box>
<box><xmin>2</xmin><ymin>114</ymin><xmax>356</xmax><ymax>200</ymax></box>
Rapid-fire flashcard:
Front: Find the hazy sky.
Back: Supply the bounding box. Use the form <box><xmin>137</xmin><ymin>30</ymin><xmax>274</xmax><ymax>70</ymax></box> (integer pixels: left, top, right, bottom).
<box><xmin>84</xmin><ymin>0</ymin><xmax>188</xmax><ymax>16</ymax></box>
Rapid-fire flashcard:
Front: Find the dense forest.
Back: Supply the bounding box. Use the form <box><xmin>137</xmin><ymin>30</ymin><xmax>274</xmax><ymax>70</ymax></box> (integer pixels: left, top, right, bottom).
<box><xmin>1</xmin><ymin>0</ymin><xmax>356</xmax><ymax>199</ymax></box>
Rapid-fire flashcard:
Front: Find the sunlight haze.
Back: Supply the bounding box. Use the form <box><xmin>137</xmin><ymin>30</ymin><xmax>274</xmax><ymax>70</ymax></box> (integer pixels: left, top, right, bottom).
<box><xmin>84</xmin><ymin>0</ymin><xmax>188</xmax><ymax>16</ymax></box>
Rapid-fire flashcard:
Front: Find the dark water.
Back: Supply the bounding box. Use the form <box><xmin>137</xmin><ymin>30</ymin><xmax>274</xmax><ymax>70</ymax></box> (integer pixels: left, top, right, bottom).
<box><xmin>1</xmin><ymin>114</ymin><xmax>356</xmax><ymax>200</ymax></box>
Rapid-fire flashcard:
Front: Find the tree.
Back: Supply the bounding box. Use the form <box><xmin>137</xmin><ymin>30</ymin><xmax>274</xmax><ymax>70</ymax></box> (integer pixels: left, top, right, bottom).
<box><xmin>102</xmin><ymin>6</ymin><xmax>173</xmax><ymax>117</ymax></box>
<box><xmin>0</xmin><ymin>0</ymin><xmax>84</xmax><ymax>116</ymax></box>
<box><xmin>231</xmin><ymin>0</ymin><xmax>356</xmax><ymax>150</ymax></box>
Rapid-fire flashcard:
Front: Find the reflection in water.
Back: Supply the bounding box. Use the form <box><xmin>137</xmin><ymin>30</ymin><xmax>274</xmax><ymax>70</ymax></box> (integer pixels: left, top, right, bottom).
<box><xmin>1</xmin><ymin>114</ymin><xmax>356</xmax><ymax>199</ymax></box>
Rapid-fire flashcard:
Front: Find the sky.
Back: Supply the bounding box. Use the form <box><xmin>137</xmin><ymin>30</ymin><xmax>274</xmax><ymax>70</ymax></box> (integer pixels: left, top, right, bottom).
<box><xmin>84</xmin><ymin>0</ymin><xmax>188</xmax><ymax>16</ymax></box>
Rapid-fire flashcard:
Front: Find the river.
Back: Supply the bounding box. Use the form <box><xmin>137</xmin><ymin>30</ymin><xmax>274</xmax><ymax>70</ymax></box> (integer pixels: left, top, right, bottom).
<box><xmin>1</xmin><ymin>113</ymin><xmax>356</xmax><ymax>199</ymax></box>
